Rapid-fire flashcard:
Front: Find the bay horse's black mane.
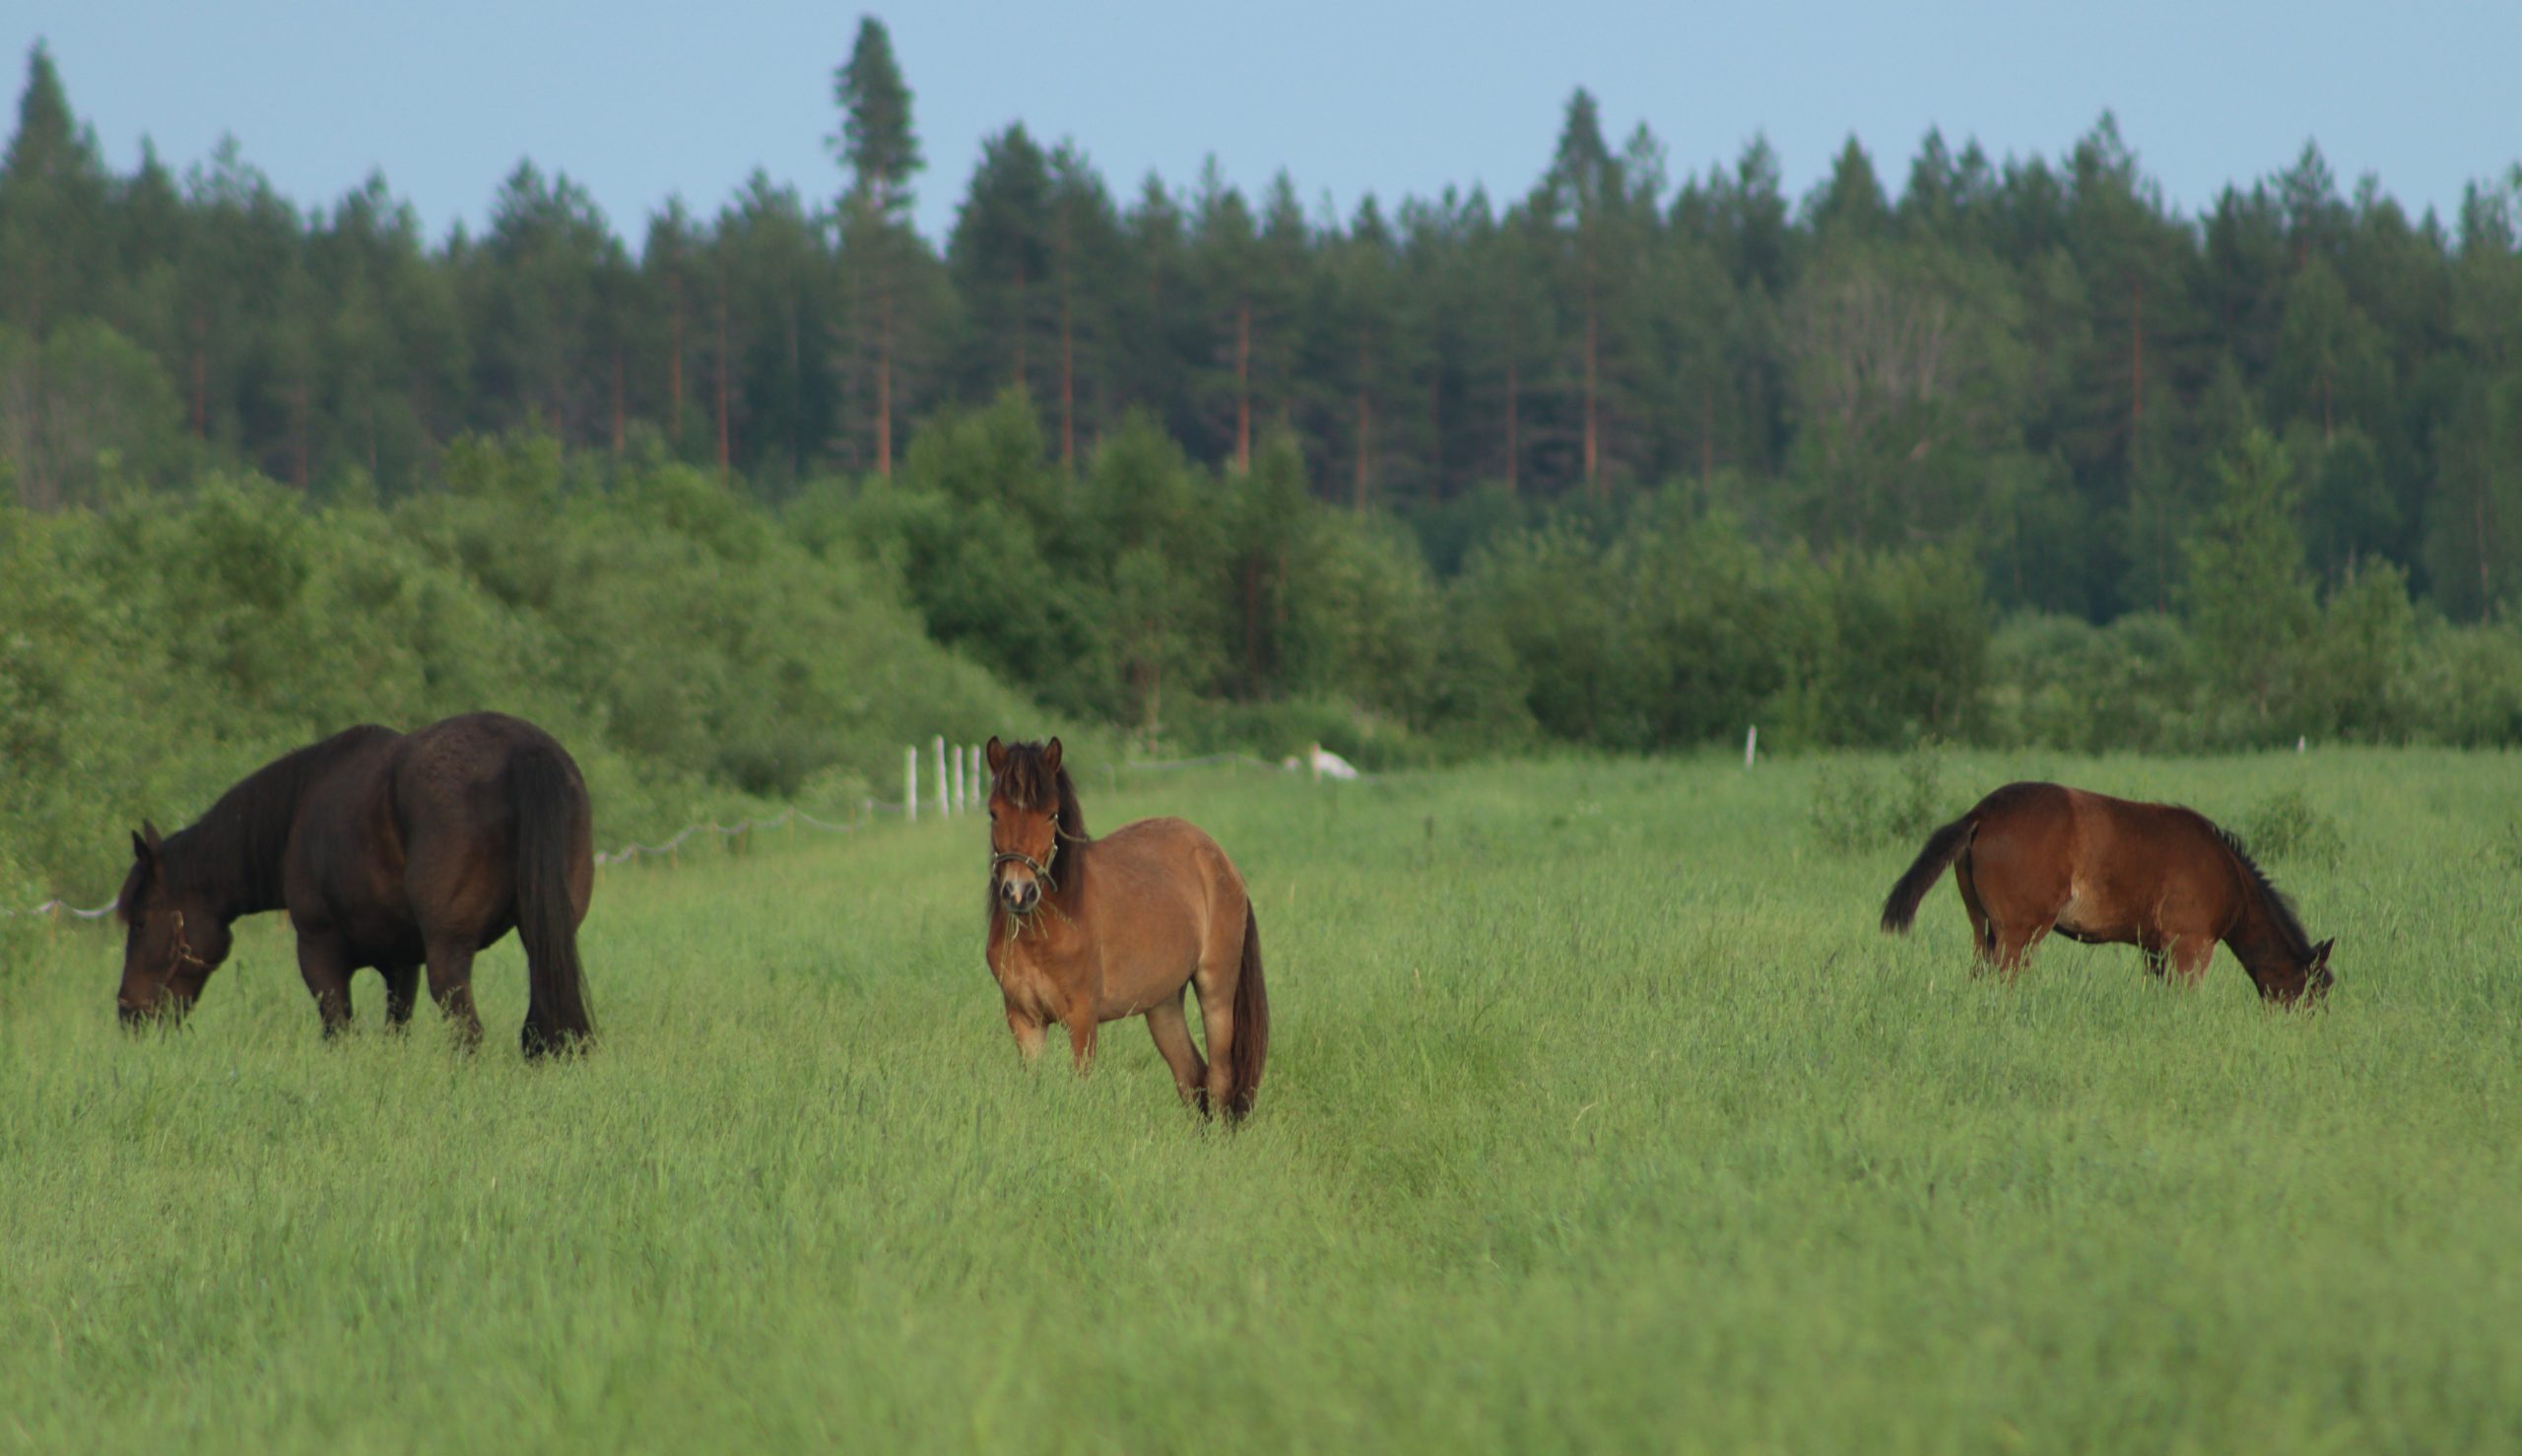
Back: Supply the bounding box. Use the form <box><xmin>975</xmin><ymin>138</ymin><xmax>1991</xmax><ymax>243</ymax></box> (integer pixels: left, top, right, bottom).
<box><xmin>2211</xmin><ymin>822</ymin><xmax>2314</xmax><ymax>960</ymax></box>
<box><xmin>118</xmin><ymin>724</ymin><xmax>396</xmax><ymax>919</ymax></box>
<box><xmin>993</xmin><ymin>742</ymin><xmax>1090</xmax><ymax>841</ymax></box>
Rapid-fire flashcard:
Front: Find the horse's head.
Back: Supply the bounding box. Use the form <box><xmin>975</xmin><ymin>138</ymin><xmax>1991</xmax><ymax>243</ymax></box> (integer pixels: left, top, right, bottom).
<box><xmin>2300</xmin><ymin>937</ymin><xmax>2336</xmax><ymax>1003</ymax></box>
<box><xmin>985</xmin><ymin>735</ymin><xmax>1066</xmax><ymax>919</ymax></box>
<box><xmin>2259</xmin><ymin>936</ymin><xmax>2335</xmax><ymax>1008</ymax></box>
<box><xmin>114</xmin><ymin>823</ymin><xmax>231</xmax><ymax>1028</ymax></box>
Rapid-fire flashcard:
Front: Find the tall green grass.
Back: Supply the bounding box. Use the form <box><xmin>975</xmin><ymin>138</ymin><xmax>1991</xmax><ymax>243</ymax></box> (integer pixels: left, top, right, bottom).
<box><xmin>3</xmin><ymin>749</ymin><xmax>2518</xmax><ymax>1451</ymax></box>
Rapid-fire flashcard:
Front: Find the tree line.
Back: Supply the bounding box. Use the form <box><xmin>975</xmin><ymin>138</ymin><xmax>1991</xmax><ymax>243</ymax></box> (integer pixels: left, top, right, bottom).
<box><xmin>4</xmin><ymin>27</ymin><xmax>2520</xmax><ymax>623</ymax></box>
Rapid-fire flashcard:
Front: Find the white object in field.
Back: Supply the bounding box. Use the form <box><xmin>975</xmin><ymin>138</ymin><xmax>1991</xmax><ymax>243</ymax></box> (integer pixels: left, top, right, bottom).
<box><xmin>2297</xmin><ymin>735</ymin><xmax>2306</xmax><ymax>754</ymax></box>
<box><xmin>934</xmin><ymin>736</ymin><xmax>950</xmax><ymax>819</ymax></box>
<box><xmin>1746</xmin><ymin>725</ymin><xmax>1758</xmax><ymax>768</ymax></box>
<box><xmin>905</xmin><ymin>746</ymin><xmax>918</xmax><ymax>825</ymax></box>
<box><xmin>1300</xmin><ymin>742</ymin><xmax>1360</xmax><ymax>781</ymax></box>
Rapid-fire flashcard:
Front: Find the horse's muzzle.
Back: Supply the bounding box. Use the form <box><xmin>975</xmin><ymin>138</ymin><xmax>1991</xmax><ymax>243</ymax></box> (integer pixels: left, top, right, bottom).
<box><xmin>117</xmin><ymin>994</ymin><xmax>187</xmax><ymax>1030</ymax></box>
<box><xmin>1001</xmin><ymin>880</ymin><xmax>1041</xmax><ymax>915</ymax></box>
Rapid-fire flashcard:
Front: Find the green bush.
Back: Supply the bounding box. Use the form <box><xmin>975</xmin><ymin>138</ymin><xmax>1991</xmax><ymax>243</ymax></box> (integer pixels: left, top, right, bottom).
<box><xmin>1807</xmin><ymin>743</ymin><xmax>1957</xmax><ymax>852</ymax></box>
<box><xmin>2237</xmin><ymin>785</ymin><xmax>2347</xmax><ymax>868</ymax></box>
<box><xmin>0</xmin><ymin>440</ymin><xmax>1049</xmax><ymax>898</ymax></box>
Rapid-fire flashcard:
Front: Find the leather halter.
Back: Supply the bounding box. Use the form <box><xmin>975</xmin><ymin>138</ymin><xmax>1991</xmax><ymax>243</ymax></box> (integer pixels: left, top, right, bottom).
<box><xmin>166</xmin><ymin>908</ymin><xmax>211</xmax><ymax>977</ymax></box>
<box><xmin>990</xmin><ymin>814</ymin><xmax>1061</xmax><ymax>893</ymax></box>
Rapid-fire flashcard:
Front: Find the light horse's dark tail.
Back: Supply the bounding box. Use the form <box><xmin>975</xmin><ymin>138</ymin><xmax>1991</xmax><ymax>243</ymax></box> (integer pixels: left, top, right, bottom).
<box><xmin>512</xmin><ymin>743</ymin><xmax>594</xmax><ymax>1056</ymax></box>
<box><xmin>1226</xmin><ymin>907</ymin><xmax>1269</xmax><ymax>1122</ymax></box>
<box><xmin>1882</xmin><ymin>813</ymin><xmax>1977</xmax><ymax>933</ymax></box>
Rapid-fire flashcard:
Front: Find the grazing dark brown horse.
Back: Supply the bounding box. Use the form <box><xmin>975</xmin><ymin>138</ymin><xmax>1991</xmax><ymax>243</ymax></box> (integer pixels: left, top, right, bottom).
<box><xmin>114</xmin><ymin>711</ymin><xmax>596</xmax><ymax>1055</ymax></box>
<box><xmin>982</xmin><ymin>737</ymin><xmax>1269</xmax><ymax>1121</ymax></box>
<box><xmin>1880</xmin><ymin>781</ymin><xmax>2333</xmax><ymax>1005</ymax></box>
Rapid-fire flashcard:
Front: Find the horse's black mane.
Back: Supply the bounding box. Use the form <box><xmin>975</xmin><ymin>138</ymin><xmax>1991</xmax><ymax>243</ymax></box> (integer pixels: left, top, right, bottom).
<box><xmin>993</xmin><ymin>742</ymin><xmax>1089</xmax><ymax>842</ymax></box>
<box><xmin>128</xmin><ymin>725</ymin><xmax>397</xmax><ymax>917</ymax></box>
<box><xmin>2213</xmin><ymin>823</ymin><xmax>2314</xmax><ymax>960</ymax></box>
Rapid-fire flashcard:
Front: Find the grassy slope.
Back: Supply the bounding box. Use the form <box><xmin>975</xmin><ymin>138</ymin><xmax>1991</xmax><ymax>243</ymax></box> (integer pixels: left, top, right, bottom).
<box><xmin>3</xmin><ymin>749</ymin><xmax>2518</xmax><ymax>1452</ymax></box>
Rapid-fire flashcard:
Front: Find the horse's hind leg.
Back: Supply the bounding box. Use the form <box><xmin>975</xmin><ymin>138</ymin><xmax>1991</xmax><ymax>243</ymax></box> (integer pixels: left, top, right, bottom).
<box><xmin>1191</xmin><ymin>917</ymin><xmax>1247</xmax><ymax>1117</ymax></box>
<box><xmin>294</xmin><ymin>931</ymin><xmax>358</xmax><ymax>1037</ymax></box>
<box><xmin>1147</xmin><ymin>994</ymin><xmax>1210</xmax><ymax>1116</ymax></box>
<box><xmin>1989</xmin><ymin>921</ymin><xmax>2050</xmax><ymax>982</ymax></box>
<box><xmin>422</xmin><ymin>935</ymin><xmax>485</xmax><ymax>1049</ymax></box>
<box><xmin>381</xmin><ymin>963</ymin><xmax>421</xmax><ymax>1029</ymax></box>
<box><xmin>1955</xmin><ymin>854</ymin><xmax>1999</xmax><ymax>972</ymax></box>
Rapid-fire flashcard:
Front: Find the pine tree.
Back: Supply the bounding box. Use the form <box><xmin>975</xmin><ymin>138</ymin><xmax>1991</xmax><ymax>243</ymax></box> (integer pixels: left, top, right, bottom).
<box><xmin>2180</xmin><ymin>429</ymin><xmax>2315</xmax><ymax>721</ymax></box>
<box><xmin>0</xmin><ymin>41</ymin><xmax>111</xmax><ymax>338</ymax></box>
<box><xmin>949</xmin><ymin>125</ymin><xmax>1054</xmax><ymax>417</ymax></box>
<box><xmin>1044</xmin><ymin>143</ymin><xmax>1122</xmax><ymax>468</ymax></box>
<box><xmin>830</xmin><ymin>17</ymin><xmax>925</xmax><ymax>476</ymax></box>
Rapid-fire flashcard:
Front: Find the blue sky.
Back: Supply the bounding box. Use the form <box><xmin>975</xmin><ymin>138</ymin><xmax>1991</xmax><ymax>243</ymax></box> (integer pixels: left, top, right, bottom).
<box><xmin>13</xmin><ymin>1</ymin><xmax>2517</xmax><ymax>248</ymax></box>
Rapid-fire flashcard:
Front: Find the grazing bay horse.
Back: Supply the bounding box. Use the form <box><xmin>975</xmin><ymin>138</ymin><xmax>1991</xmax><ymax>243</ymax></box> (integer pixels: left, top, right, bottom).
<box><xmin>1881</xmin><ymin>781</ymin><xmax>2333</xmax><ymax>1005</ymax></box>
<box><xmin>114</xmin><ymin>711</ymin><xmax>596</xmax><ymax>1055</ymax></box>
<box><xmin>982</xmin><ymin>737</ymin><xmax>1269</xmax><ymax>1121</ymax></box>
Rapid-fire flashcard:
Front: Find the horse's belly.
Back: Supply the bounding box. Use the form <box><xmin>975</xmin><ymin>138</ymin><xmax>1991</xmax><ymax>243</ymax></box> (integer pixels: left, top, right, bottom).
<box><xmin>2054</xmin><ymin>880</ymin><xmax>2132</xmax><ymax>946</ymax></box>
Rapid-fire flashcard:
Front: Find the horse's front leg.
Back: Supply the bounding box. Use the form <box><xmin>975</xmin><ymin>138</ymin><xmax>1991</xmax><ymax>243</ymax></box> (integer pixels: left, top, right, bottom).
<box><xmin>1061</xmin><ymin>1002</ymin><xmax>1099</xmax><ymax>1077</ymax></box>
<box><xmin>1006</xmin><ymin>1007</ymin><xmax>1047</xmax><ymax>1062</ymax></box>
<box><xmin>294</xmin><ymin>929</ymin><xmax>357</xmax><ymax>1038</ymax></box>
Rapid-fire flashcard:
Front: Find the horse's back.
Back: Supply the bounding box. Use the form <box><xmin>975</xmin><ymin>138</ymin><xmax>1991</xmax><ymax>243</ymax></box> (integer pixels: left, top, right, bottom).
<box><xmin>1095</xmin><ymin>817</ymin><xmax>1246</xmax><ymax>910</ymax></box>
<box><xmin>1973</xmin><ymin>781</ymin><xmax>2238</xmax><ymax>940</ymax></box>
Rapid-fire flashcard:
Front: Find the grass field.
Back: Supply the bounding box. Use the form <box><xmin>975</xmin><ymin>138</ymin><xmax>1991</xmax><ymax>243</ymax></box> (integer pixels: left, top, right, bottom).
<box><xmin>4</xmin><ymin>748</ymin><xmax>2520</xmax><ymax>1452</ymax></box>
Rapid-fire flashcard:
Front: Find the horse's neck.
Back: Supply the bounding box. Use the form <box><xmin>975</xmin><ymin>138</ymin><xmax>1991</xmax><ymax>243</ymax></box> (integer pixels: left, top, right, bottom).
<box><xmin>170</xmin><ymin>754</ymin><xmax>335</xmax><ymax>919</ymax></box>
<box><xmin>2224</xmin><ymin>893</ymin><xmax>2302</xmax><ymax>976</ymax></box>
<box><xmin>160</xmin><ymin>827</ymin><xmax>272</xmax><ymax>921</ymax></box>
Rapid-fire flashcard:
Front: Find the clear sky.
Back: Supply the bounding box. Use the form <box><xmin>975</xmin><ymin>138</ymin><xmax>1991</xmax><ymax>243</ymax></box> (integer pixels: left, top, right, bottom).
<box><xmin>12</xmin><ymin>1</ymin><xmax>2518</xmax><ymax>250</ymax></box>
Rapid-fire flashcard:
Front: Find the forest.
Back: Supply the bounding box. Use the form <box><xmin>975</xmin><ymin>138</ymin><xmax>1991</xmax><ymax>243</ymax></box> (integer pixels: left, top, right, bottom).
<box><xmin>4</xmin><ymin>23</ymin><xmax>2522</xmax><ymax>896</ymax></box>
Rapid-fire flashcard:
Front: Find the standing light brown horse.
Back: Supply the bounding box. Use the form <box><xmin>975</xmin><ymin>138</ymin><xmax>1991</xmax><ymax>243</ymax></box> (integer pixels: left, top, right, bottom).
<box><xmin>114</xmin><ymin>711</ymin><xmax>596</xmax><ymax>1055</ymax></box>
<box><xmin>1881</xmin><ymin>781</ymin><xmax>2334</xmax><ymax>1005</ymax></box>
<box><xmin>982</xmin><ymin>737</ymin><xmax>1269</xmax><ymax>1121</ymax></box>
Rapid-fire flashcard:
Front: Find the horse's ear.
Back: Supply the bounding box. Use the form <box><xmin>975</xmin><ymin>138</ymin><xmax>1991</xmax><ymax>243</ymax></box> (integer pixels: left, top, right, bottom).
<box><xmin>1042</xmin><ymin>737</ymin><xmax>1063</xmax><ymax>775</ymax></box>
<box><xmin>985</xmin><ymin>737</ymin><xmax>1007</xmax><ymax>774</ymax></box>
<box><xmin>2312</xmin><ymin>938</ymin><xmax>2335</xmax><ymax>964</ymax></box>
<box><xmin>131</xmin><ymin>826</ymin><xmax>158</xmax><ymax>865</ymax></box>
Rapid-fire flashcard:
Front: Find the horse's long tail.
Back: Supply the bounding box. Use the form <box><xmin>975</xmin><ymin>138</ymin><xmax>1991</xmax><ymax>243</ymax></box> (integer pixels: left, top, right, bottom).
<box><xmin>1881</xmin><ymin>813</ymin><xmax>1975</xmax><ymax>933</ymax></box>
<box><xmin>1226</xmin><ymin>907</ymin><xmax>1268</xmax><ymax>1123</ymax></box>
<box><xmin>512</xmin><ymin>742</ymin><xmax>594</xmax><ymax>1055</ymax></box>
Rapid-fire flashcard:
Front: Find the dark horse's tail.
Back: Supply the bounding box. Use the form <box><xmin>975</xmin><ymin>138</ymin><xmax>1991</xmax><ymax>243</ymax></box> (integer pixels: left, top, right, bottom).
<box><xmin>512</xmin><ymin>743</ymin><xmax>594</xmax><ymax>1055</ymax></box>
<box><xmin>1227</xmin><ymin>907</ymin><xmax>1269</xmax><ymax>1123</ymax></box>
<box><xmin>1881</xmin><ymin>813</ymin><xmax>1976</xmax><ymax>933</ymax></box>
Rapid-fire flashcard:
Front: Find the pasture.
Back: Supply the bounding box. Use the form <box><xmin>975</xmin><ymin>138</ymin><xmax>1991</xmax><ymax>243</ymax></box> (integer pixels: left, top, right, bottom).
<box><xmin>3</xmin><ymin>748</ymin><xmax>2518</xmax><ymax>1452</ymax></box>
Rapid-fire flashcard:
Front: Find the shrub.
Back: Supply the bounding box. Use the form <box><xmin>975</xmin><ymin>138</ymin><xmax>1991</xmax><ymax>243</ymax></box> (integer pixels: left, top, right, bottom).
<box><xmin>2237</xmin><ymin>786</ymin><xmax>2347</xmax><ymax>868</ymax></box>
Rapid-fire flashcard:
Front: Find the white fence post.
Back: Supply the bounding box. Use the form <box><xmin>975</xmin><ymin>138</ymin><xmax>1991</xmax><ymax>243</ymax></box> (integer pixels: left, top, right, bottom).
<box><xmin>905</xmin><ymin>746</ymin><xmax>918</xmax><ymax>825</ymax></box>
<box><xmin>1745</xmin><ymin>725</ymin><xmax>1758</xmax><ymax>768</ymax></box>
<box><xmin>934</xmin><ymin>736</ymin><xmax>950</xmax><ymax>821</ymax></box>
<box><xmin>950</xmin><ymin>741</ymin><xmax>964</xmax><ymax>815</ymax></box>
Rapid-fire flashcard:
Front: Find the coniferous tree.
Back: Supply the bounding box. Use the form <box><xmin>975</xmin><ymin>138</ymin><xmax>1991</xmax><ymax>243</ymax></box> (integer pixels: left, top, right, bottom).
<box><xmin>1044</xmin><ymin>142</ymin><xmax>1123</xmax><ymax>467</ymax></box>
<box><xmin>830</xmin><ymin>16</ymin><xmax>925</xmax><ymax>476</ymax></box>
<box><xmin>949</xmin><ymin>124</ymin><xmax>1054</xmax><ymax>414</ymax></box>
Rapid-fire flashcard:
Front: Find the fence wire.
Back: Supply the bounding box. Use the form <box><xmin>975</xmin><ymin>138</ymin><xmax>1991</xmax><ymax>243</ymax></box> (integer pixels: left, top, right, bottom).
<box><xmin>9</xmin><ymin>747</ymin><xmax>1349</xmax><ymax>916</ymax></box>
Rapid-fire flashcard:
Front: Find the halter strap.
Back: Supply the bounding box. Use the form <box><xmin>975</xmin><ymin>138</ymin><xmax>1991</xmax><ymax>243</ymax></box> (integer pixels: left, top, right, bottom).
<box><xmin>167</xmin><ymin>908</ymin><xmax>210</xmax><ymax>976</ymax></box>
<box><xmin>989</xmin><ymin>814</ymin><xmax>1061</xmax><ymax>893</ymax></box>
